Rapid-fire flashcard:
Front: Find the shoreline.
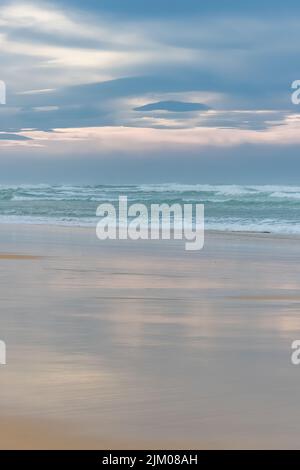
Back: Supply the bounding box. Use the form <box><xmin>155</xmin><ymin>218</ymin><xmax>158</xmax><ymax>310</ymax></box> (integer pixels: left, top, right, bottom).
<box><xmin>0</xmin><ymin>221</ymin><xmax>300</xmax><ymax>241</ymax></box>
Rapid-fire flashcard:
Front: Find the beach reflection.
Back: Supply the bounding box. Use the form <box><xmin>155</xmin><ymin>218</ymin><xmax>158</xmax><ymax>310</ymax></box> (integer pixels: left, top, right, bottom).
<box><xmin>1</xmin><ymin>226</ymin><xmax>300</xmax><ymax>448</ymax></box>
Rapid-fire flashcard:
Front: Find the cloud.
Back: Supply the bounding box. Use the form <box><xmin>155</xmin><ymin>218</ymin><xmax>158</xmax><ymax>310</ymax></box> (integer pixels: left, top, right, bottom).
<box><xmin>0</xmin><ymin>2</ymin><xmax>200</xmax><ymax>91</ymax></box>
<box><xmin>1</xmin><ymin>1</ymin><xmax>298</xmax><ymax>107</ymax></box>
<box><xmin>0</xmin><ymin>132</ymin><xmax>31</xmax><ymax>140</ymax></box>
<box><xmin>1</xmin><ymin>113</ymin><xmax>299</xmax><ymax>154</ymax></box>
<box><xmin>0</xmin><ymin>0</ymin><xmax>300</xmax><ymax>182</ymax></box>
<box><xmin>0</xmin><ymin>78</ymin><xmax>289</xmax><ymax>134</ymax></box>
<box><xmin>133</xmin><ymin>101</ymin><xmax>210</xmax><ymax>112</ymax></box>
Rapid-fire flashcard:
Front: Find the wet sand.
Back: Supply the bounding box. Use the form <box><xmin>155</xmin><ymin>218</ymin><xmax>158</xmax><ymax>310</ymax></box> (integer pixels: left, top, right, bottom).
<box><xmin>0</xmin><ymin>254</ymin><xmax>42</xmax><ymax>260</ymax></box>
<box><xmin>0</xmin><ymin>224</ymin><xmax>300</xmax><ymax>449</ymax></box>
<box><xmin>0</xmin><ymin>416</ymin><xmax>108</xmax><ymax>450</ymax></box>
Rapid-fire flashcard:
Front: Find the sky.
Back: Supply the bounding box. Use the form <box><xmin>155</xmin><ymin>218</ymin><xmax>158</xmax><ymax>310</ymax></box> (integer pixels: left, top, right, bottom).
<box><xmin>0</xmin><ymin>0</ymin><xmax>300</xmax><ymax>183</ymax></box>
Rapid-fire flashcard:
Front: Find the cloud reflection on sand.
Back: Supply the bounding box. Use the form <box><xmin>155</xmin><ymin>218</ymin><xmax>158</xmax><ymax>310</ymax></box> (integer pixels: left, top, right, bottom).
<box><xmin>1</xmin><ymin>226</ymin><xmax>300</xmax><ymax>447</ymax></box>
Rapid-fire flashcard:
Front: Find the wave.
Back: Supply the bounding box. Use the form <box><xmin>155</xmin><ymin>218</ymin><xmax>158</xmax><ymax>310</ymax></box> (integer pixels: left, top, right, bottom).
<box><xmin>2</xmin><ymin>183</ymin><xmax>300</xmax><ymax>198</ymax></box>
<box><xmin>0</xmin><ymin>183</ymin><xmax>299</xmax><ymax>234</ymax></box>
<box><xmin>0</xmin><ymin>214</ymin><xmax>299</xmax><ymax>235</ymax></box>
<box><xmin>137</xmin><ymin>183</ymin><xmax>300</xmax><ymax>195</ymax></box>
<box><xmin>269</xmin><ymin>191</ymin><xmax>300</xmax><ymax>200</ymax></box>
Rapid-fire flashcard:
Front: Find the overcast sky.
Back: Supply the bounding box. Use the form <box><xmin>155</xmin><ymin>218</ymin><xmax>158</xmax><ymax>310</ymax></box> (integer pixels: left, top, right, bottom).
<box><xmin>0</xmin><ymin>0</ymin><xmax>300</xmax><ymax>183</ymax></box>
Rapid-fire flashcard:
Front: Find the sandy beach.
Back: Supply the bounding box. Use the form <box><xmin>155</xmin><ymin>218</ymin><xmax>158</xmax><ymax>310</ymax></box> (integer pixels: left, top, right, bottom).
<box><xmin>0</xmin><ymin>224</ymin><xmax>300</xmax><ymax>449</ymax></box>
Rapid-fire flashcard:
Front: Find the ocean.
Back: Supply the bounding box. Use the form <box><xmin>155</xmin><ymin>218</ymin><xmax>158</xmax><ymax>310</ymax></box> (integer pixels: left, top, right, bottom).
<box><xmin>0</xmin><ymin>183</ymin><xmax>300</xmax><ymax>234</ymax></box>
